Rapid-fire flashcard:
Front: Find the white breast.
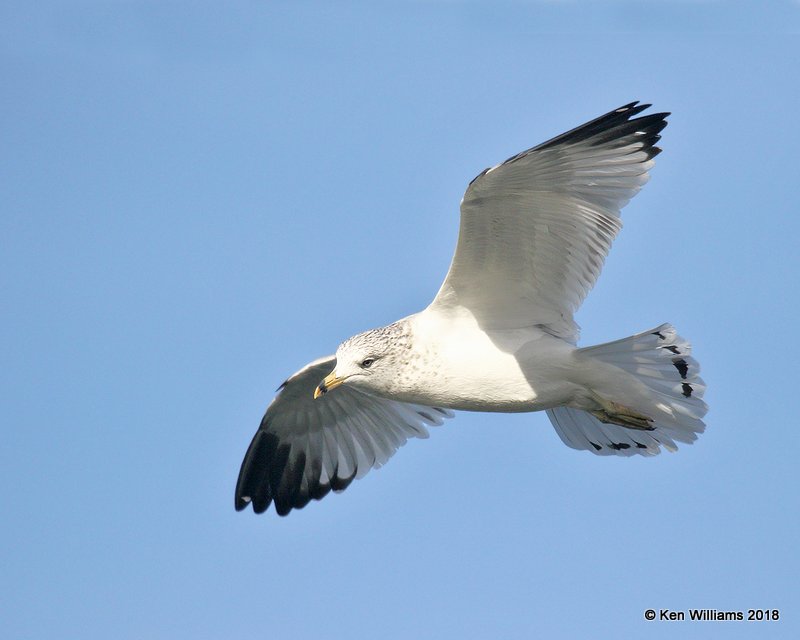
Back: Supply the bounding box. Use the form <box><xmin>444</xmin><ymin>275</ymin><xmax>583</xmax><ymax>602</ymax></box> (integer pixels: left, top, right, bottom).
<box><xmin>398</xmin><ymin>307</ymin><xmax>580</xmax><ymax>412</ymax></box>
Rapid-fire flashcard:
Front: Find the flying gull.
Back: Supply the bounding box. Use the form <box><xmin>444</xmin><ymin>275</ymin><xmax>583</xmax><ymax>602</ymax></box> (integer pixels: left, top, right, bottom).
<box><xmin>235</xmin><ymin>102</ymin><xmax>708</xmax><ymax>516</ymax></box>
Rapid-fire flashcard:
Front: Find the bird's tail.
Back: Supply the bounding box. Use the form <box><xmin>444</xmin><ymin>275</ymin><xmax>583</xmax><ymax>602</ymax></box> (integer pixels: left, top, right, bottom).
<box><xmin>547</xmin><ymin>324</ymin><xmax>707</xmax><ymax>456</ymax></box>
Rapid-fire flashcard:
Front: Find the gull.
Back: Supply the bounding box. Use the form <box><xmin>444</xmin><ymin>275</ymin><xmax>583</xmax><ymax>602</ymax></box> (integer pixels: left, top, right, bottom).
<box><xmin>235</xmin><ymin>102</ymin><xmax>707</xmax><ymax>516</ymax></box>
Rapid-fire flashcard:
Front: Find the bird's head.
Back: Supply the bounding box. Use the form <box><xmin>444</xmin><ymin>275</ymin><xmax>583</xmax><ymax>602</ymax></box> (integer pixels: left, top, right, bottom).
<box><xmin>314</xmin><ymin>322</ymin><xmax>411</xmax><ymax>399</ymax></box>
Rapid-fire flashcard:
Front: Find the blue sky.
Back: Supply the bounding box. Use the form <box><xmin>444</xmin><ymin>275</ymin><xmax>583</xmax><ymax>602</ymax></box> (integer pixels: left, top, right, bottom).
<box><xmin>2</xmin><ymin>2</ymin><xmax>799</xmax><ymax>639</ymax></box>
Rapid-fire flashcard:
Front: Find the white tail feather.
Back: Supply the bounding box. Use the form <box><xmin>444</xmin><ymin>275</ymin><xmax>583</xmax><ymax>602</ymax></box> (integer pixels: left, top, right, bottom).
<box><xmin>547</xmin><ymin>324</ymin><xmax>707</xmax><ymax>457</ymax></box>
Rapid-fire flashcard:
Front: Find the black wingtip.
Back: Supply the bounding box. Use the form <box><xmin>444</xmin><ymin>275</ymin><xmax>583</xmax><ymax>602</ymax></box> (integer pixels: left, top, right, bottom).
<box><xmin>274</xmin><ymin>500</ymin><xmax>294</xmax><ymax>517</ymax></box>
<box><xmin>585</xmin><ymin>105</ymin><xmax>668</xmax><ymax>144</ymax></box>
<box><xmin>491</xmin><ymin>101</ymin><xmax>669</xmax><ymax>172</ymax></box>
<box><xmin>235</xmin><ymin>416</ymin><xmax>360</xmax><ymax>516</ymax></box>
<box><xmin>330</xmin><ymin>467</ymin><xmax>357</xmax><ymax>492</ymax></box>
<box><xmin>235</xmin><ymin>429</ymin><xmax>277</xmax><ymax>514</ymax></box>
<box><xmin>616</xmin><ymin>101</ymin><xmax>649</xmax><ymax>117</ymax></box>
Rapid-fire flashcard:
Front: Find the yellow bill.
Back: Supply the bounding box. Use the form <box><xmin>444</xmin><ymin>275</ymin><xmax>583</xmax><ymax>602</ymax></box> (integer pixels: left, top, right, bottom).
<box><xmin>314</xmin><ymin>371</ymin><xmax>344</xmax><ymax>399</ymax></box>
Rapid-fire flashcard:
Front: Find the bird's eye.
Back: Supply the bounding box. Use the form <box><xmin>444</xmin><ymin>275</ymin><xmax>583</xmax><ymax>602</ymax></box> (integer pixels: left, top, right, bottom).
<box><xmin>360</xmin><ymin>358</ymin><xmax>375</xmax><ymax>369</ymax></box>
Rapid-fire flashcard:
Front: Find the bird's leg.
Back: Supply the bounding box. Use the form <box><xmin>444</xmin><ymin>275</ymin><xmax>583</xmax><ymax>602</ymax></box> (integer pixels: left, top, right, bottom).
<box><xmin>589</xmin><ymin>393</ymin><xmax>655</xmax><ymax>431</ymax></box>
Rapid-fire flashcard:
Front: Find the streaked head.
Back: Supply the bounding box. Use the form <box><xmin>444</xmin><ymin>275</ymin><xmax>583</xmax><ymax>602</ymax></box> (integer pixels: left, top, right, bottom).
<box><xmin>314</xmin><ymin>321</ymin><xmax>411</xmax><ymax>399</ymax></box>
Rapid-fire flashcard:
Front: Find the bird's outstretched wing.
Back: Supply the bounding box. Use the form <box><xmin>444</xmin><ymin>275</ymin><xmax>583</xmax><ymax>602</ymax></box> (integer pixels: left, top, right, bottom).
<box><xmin>235</xmin><ymin>356</ymin><xmax>453</xmax><ymax>515</ymax></box>
<box><xmin>428</xmin><ymin>102</ymin><xmax>668</xmax><ymax>342</ymax></box>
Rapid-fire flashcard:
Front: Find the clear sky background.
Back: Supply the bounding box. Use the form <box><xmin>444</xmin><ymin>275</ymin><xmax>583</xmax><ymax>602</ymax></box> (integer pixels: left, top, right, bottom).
<box><xmin>2</xmin><ymin>2</ymin><xmax>799</xmax><ymax>639</ymax></box>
